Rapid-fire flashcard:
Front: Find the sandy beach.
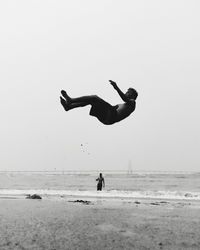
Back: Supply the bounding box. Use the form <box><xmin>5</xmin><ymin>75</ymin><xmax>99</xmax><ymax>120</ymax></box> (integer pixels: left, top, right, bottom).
<box><xmin>0</xmin><ymin>198</ymin><xmax>200</xmax><ymax>250</ymax></box>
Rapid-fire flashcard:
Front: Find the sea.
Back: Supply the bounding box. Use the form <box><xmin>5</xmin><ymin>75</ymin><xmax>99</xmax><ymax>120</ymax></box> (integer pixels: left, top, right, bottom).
<box><xmin>0</xmin><ymin>171</ymin><xmax>200</xmax><ymax>201</ymax></box>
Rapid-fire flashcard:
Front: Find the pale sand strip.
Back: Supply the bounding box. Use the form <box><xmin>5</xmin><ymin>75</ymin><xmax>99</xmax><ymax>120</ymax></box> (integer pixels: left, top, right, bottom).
<box><xmin>0</xmin><ymin>199</ymin><xmax>200</xmax><ymax>250</ymax></box>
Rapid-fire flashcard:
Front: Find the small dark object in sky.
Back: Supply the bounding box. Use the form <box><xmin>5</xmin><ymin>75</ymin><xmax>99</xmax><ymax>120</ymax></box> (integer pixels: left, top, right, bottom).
<box><xmin>26</xmin><ymin>194</ymin><xmax>42</xmax><ymax>199</ymax></box>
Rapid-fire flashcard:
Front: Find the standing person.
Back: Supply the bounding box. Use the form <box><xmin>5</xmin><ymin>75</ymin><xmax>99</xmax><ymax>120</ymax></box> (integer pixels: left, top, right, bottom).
<box><xmin>60</xmin><ymin>80</ymin><xmax>138</xmax><ymax>125</ymax></box>
<box><xmin>96</xmin><ymin>173</ymin><xmax>105</xmax><ymax>191</ymax></box>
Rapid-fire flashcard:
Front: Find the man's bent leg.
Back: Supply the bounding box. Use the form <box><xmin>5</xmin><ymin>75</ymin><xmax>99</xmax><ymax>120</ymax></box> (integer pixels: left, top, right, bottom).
<box><xmin>61</xmin><ymin>90</ymin><xmax>106</xmax><ymax>106</ymax></box>
<box><xmin>70</xmin><ymin>95</ymin><xmax>102</xmax><ymax>105</ymax></box>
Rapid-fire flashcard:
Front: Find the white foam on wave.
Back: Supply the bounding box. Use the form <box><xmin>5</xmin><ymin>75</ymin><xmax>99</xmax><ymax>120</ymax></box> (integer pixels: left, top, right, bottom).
<box><xmin>0</xmin><ymin>189</ymin><xmax>200</xmax><ymax>200</ymax></box>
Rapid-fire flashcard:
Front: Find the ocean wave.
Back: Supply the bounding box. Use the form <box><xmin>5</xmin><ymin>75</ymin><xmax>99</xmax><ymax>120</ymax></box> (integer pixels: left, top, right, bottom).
<box><xmin>0</xmin><ymin>189</ymin><xmax>200</xmax><ymax>200</ymax></box>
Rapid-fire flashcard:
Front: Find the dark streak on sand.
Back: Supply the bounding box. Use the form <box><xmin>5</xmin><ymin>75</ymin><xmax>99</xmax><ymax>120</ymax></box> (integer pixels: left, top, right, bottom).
<box><xmin>68</xmin><ymin>200</ymin><xmax>92</xmax><ymax>205</ymax></box>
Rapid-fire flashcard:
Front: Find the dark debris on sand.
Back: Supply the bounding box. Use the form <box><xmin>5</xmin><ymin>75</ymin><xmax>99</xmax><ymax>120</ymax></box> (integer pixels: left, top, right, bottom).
<box><xmin>26</xmin><ymin>194</ymin><xmax>42</xmax><ymax>199</ymax></box>
<box><xmin>68</xmin><ymin>200</ymin><xmax>92</xmax><ymax>205</ymax></box>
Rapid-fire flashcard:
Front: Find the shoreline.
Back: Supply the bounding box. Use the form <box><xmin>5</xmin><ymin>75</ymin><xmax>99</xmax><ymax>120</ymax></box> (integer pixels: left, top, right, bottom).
<box><xmin>0</xmin><ymin>194</ymin><xmax>199</xmax><ymax>211</ymax></box>
<box><xmin>0</xmin><ymin>189</ymin><xmax>200</xmax><ymax>202</ymax></box>
<box><xmin>0</xmin><ymin>194</ymin><xmax>200</xmax><ymax>207</ymax></box>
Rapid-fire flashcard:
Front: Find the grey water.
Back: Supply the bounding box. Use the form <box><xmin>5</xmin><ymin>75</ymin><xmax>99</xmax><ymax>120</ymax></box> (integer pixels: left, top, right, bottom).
<box><xmin>0</xmin><ymin>171</ymin><xmax>200</xmax><ymax>200</ymax></box>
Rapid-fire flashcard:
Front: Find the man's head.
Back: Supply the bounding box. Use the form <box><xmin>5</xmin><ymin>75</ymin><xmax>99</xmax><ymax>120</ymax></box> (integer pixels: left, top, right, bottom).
<box><xmin>126</xmin><ymin>88</ymin><xmax>138</xmax><ymax>100</ymax></box>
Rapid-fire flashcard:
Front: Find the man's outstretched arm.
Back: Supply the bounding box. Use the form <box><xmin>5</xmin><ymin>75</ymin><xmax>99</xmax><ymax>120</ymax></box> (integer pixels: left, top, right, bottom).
<box><xmin>109</xmin><ymin>80</ymin><xmax>129</xmax><ymax>102</ymax></box>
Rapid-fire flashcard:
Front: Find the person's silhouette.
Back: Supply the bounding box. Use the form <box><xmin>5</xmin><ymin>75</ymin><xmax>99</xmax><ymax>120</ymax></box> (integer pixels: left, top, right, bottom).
<box><xmin>60</xmin><ymin>80</ymin><xmax>138</xmax><ymax>125</ymax></box>
<box><xmin>96</xmin><ymin>173</ymin><xmax>105</xmax><ymax>191</ymax></box>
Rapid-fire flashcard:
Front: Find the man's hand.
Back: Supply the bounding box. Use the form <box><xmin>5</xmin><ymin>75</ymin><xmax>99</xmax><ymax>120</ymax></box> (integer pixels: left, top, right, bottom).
<box><xmin>109</xmin><ymin>80</ymin><xmax>118</xmax><ymax>89</ymax></box>
<box><xmin>109</xmin><ymin>80</ymin><xmax>129</xmax><ymax>102</ymax></box>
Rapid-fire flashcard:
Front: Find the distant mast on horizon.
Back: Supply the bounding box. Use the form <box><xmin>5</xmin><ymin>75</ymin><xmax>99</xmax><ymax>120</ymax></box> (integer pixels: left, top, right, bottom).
<box><xmin>127</xmin><ymin>160</ymin><xmax>133</xmax><ymax>175</ymax></box>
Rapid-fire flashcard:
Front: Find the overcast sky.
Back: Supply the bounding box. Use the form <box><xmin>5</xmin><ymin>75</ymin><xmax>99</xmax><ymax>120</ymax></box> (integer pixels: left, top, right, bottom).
<box><xmin>0</xmin><ymin>0</ymin><xmax>199</xmax><ymax>172</ymax></box>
